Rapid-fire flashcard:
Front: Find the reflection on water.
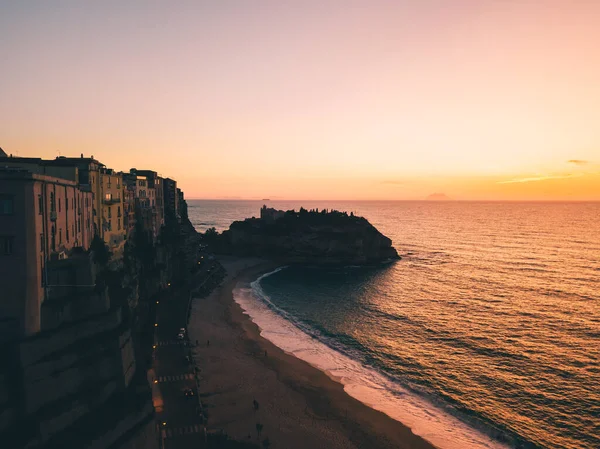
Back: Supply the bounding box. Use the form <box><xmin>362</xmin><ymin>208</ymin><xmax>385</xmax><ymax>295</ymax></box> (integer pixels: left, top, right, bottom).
<box><xmin>191</xmin><ymin>200</ymin><xmax>600</xmax><ymax>449</ymax></box>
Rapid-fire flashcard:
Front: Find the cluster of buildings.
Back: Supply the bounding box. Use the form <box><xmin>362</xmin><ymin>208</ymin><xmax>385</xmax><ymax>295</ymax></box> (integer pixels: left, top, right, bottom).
<box><xmin>0</xmin><ymin>147</ymin><xmax>184</xmax><ymax>341</ymax></box>
<box><xmin>0</xmin><ymin>147</ymin><xmax>192</xmax><ymax>448</ymax></box>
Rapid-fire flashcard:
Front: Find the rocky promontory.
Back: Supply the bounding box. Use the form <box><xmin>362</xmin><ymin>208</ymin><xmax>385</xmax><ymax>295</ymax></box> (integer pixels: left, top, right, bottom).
<box><xmin>206</xmin><ymin>206</ymin><xmax>400</xmax><ymax>265</ymax></box>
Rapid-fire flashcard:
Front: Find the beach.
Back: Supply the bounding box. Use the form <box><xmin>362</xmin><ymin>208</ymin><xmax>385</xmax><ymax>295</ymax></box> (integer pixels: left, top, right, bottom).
<box><xmin>187</xmin><ymin>257</ymin><xmax>438</xmax><ymax>449</ymax></box>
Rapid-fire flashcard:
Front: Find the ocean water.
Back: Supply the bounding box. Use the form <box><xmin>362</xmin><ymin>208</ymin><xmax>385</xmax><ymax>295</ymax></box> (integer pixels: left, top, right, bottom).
<box><xmin>188</xmin><ymin>200</ymin><xmax>600</xmax><ymax>449</ymax></box>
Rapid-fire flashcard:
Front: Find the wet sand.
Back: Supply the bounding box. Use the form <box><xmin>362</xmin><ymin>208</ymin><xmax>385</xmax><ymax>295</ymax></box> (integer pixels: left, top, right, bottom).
<box><xmin>188</xmin><ymin>257</ymin><xmax>438</xmax><ymax>449</ymax></box>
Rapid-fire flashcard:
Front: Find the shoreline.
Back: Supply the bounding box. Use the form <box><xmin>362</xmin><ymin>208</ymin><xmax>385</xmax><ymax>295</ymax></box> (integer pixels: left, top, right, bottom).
<box><xmin>188</xmin><ymin>256</ymin><xmax>438</xmax><ymax>449</ymax></box>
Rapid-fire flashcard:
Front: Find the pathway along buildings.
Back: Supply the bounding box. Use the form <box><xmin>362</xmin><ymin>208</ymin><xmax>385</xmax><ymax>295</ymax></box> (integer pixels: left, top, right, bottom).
<box><xmin>0</xmin><ymin>148</ymin><xmax>186</xmax><ymax>449</ymax></box>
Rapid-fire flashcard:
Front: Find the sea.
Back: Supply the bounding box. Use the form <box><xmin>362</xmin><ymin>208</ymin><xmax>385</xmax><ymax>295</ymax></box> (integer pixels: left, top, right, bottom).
<box><xmin>187</xmin><ymin>200</ymin><xmax>600</xmax><ymax>449</ymax></box>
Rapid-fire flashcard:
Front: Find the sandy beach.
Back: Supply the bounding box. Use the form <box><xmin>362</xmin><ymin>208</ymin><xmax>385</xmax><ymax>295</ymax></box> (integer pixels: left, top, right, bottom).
<box><xmin>187</xmin><ymin>257</ymin><xmax>438</xmax><ymax>449</ymax></box>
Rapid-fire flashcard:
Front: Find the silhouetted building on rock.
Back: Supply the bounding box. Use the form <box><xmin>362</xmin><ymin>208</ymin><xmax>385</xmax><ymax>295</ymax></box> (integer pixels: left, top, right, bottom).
<box><xmin>260</xmin><ymin>205</ymin><xmax>285</xmax><ymax>223</ymax></box>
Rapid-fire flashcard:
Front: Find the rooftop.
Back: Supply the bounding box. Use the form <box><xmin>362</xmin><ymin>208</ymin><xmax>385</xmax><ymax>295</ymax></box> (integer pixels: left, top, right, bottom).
<box><xmin>0</xmin><ymin>167</ymin><xmax>78</xmax><ymax>185</ymax></box>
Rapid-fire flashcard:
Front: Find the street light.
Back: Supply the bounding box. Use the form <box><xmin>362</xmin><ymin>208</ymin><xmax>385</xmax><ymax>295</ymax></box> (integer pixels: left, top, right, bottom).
<box><xmin>154</xmin><ymin>323</ymin><xmax>158</xmax><ymax>327</ymax></box>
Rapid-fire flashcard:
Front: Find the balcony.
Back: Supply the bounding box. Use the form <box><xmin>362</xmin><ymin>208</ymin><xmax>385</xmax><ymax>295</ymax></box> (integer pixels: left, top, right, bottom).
<box><xmin>103</xmin><ymin>196</ymin><xmax>121</xmax><ymax>205</ymax></box>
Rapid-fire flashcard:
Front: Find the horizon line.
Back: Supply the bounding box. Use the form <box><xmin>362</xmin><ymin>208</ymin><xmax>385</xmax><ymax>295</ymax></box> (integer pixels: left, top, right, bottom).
<box><xmin>186</xmin><ymin>198</ymin><xmax>600</xmax><ymax>202</ymax></box>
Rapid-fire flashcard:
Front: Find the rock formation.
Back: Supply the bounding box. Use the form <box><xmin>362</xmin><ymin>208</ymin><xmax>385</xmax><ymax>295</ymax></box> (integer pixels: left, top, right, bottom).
<box><xmin>213</xmin><ymin>206</ymin><xmax>400</xmax><ymax>265</ymax></box>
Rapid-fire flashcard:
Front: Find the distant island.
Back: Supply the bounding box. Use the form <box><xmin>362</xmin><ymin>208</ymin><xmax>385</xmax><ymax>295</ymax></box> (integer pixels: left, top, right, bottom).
<box><xmin>204</xmin><ymin>206</ymin><xmax>400</xmax><ymax>265</ymax></box>
<box><xmin>426</xmin><ymin>193</ymin><xmax>452</xmax><ymax>201</ymax></box>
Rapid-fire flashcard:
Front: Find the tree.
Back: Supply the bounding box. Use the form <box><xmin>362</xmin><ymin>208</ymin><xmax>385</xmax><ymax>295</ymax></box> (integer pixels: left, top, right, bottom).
<box><xmin>90</xmin><ymin>235</ymin><xmax>110</xmax><ymax>267</ymax></box>
<box><xmin>202</xmin><ymin>227</ymin><xmax>219</xmax><ymax>247</ymax></box>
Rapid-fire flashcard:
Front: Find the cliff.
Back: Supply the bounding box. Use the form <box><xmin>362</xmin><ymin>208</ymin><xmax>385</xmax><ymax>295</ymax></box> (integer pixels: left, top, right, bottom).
<box><xmin>213</xmin><ymin>207</ymin><xmax>400</xmax><ymax>265</ymax></box>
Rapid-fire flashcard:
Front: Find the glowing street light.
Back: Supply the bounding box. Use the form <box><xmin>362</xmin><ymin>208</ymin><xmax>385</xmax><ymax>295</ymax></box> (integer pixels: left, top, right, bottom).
<box><xmin>154</xmin><ymin>323</ymin><xmax>158</xmax><ymax>327</ymax></box>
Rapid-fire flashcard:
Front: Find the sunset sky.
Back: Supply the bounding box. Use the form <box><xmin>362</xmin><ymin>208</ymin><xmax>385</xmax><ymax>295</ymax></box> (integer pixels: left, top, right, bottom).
<box><xmin>1</xmin><ymin>1</ymin><xmax>599</xmax><ymax>200</ymax></box>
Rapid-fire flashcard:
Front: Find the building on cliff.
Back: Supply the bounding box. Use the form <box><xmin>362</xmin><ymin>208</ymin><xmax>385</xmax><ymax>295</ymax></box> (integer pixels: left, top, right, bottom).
<box><xmin>43</xmin><ymin>156</ymin><xmax>105</xmax><ymax>239</ymax></box>
<box><xmin>260</xmin><ymin>204</ymin><xmax>285</xmax><ymax>223</ymax></box>
<box><xmin>122</xmin><ymin>177</ymin><xmax>137</xmax><ymax>238</ymax></box>
<box><xmin>0</xmin><ymin>152</ymin><xmax>170</xmax><ymax>449</ymax></box>
<box><xmin>125</xmin><ymin>169</ymin><xmax>164</xmax><ymax>242</ymax></box>
<box><xmin>163</xmin><ymin>177</ymin><xmax>178</xmax><ymax>224</ymax></box>
<box><xmin>100</xmin><ymin>167</ymin><xmax>126</xmax><ymax>256</ymax></box>
<box><xmin>0</xmin><ymin>168</ymin><xmax>94</xmax><ymax>339</ymax></box>
<box><xmin>0</xmin><ymin>153</ymin><xmax>129</xmax><ymax>256</ymax></box>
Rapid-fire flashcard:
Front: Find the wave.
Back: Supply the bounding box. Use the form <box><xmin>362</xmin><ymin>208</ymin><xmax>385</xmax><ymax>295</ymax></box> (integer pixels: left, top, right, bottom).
<box><xmin>233</xmin><ymin>268</ymin><xmax>516</xmax><ymax>449</ymax></box>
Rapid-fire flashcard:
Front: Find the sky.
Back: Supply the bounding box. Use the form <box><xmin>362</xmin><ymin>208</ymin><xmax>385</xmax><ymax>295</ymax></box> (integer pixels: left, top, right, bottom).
<box><xmin>1</xmin><ymin>0</ymin><xmax>599</xmax><ymax>200</ymax></box>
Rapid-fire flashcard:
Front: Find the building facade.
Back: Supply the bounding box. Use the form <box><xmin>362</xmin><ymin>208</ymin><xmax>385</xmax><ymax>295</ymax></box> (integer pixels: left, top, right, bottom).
<box><xmin>122</xmin><ymin>176</ymin><xmax>136</xmax><ymax>238</ymax></box>
<box><xmin>46</xmin><ymin>156</ymin><xmax>104</xmax><ymax>237</ymax></box>
<box><xmin>100</xmin><ymin>168</ymin><xmax>126</xmax><ymax>253</ymax></box>
<box><xmin>0</xmin><ymin>168</ymin><xmax>93</xmax><ymax>339</ymax></box>
<box><xmin>163</xmin><ymin>177</ymin><xmax>178</xmax><ymax>223</ymax></box>
<box><xmin>127</xmin><ymin>169</ymin><xmax>164</xmax><ymax>241</ymax></box>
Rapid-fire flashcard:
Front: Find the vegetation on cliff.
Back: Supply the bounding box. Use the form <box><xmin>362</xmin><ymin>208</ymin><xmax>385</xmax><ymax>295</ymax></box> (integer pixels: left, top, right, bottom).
<box><xmin>203</xmin><ymin>207</ymin><xmax>400</xmax><ymax>265</ymax></box>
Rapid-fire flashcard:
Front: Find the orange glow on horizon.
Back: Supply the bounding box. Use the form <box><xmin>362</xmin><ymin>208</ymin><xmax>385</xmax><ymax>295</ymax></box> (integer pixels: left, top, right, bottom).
<box><xmin>0</xmin><ymin>1</ymin><xmax>599</xmax><ymax>201</ymax></box>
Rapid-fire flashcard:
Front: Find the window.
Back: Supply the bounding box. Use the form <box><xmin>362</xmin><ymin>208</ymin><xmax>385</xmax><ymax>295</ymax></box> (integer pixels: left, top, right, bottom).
<box><xmin>105</xmin><ymin>193</ymin><xmax>112</xmax><ymax>201</ymax></box>
<box><xmin>59</xmin><ymin>228</ymin><xmax>62</xmax><ymax>245</ymax></box>
<box><xmin>0</xmin><ymin>236</ymin><xmax>14</xmax><ymax>255</ymax></box>
<box><xmin>50</xmin><ymin>192</ymin><xmax>56</xmax><ymax>212</ymax></box>
<box><xmin>78</xmin><ymin>218</ymin><xmax>81</xmax><ymax>233</ymax></box>
<box><xmin>0</xmin><ymin>195</ymin><xmax>14</xmax><ymax>215</ymax></box>
<box><xmin>58</xmin><ymin>198</ymin><xmax>61</xmax><ymax>212</ymax></box>
<box><xmin>40</xmin><ymin>233</ymin><xmax>44</xmax><ymax>250</ymax></box>
<box><xmin>66</xmin><ymin>228</ymin><xmax>69</xmax><ymax>242</ymax></box>
<box><xmin>118</xmin><ymin>218</ymin><xmax>121</xmax><ymax>230</ymax></box>
<box><xmin>72</xmin><ymin>224</ymin><xmax>75</xmax><ymax>237</ymax></box>
<box><xmin>40</xmin><ymin>256</ymin><xmax>44</xmax><ymax>287</ymax></box>
<box><xmin>117</xmin><ymin>206</ymin><xmax>121</xmax><ymax>217</ymax></box>
<box><xmin>108</xmin><ymin>207</ymin><xmax>112</xmax><ymax>218</ymax></box>
<box><xmin>38</xmin><ymin>194</ymin><xmax>43</xmax><ymax>215</ymax></box>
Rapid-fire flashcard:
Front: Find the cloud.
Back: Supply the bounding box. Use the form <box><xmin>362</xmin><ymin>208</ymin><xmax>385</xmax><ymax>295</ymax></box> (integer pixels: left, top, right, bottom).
<box><xmin>497</xmin><ymin>173</ymin><xmax>583</xmax><ymax>184</ymax></box>
<box><xmin>567</xmin><ymin>159</ymin><xmax>590</xmax><ymax>166</ymax></box>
